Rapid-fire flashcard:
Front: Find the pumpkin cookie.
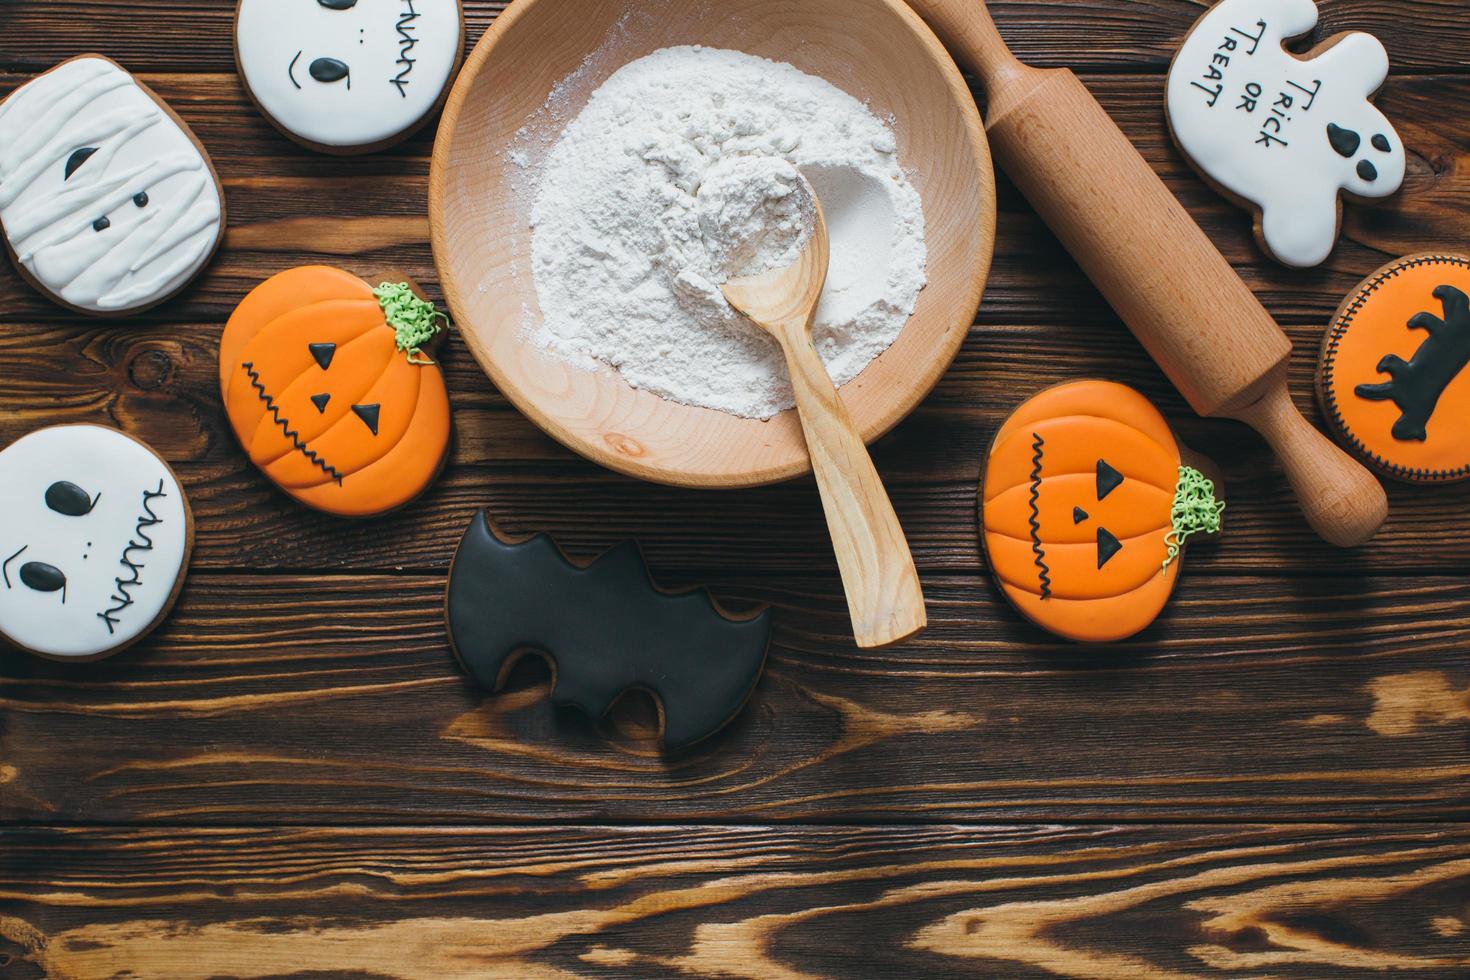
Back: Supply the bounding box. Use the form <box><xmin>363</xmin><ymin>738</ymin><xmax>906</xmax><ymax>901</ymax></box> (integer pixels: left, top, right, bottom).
<box><xmin>980</xmin><ymin>382</ymin><xmax>1225</xmax><ymax>644</ymax></box>
<box><xmin>0</xmin><ymin>424</ymin><xmax>193</xmax><ymax>661</ymax></box>
<box><xmin>1318</xmin><ymin>254</ymin><xmax>1470</xmax><ymax>482</ymax></box>
<box><xmin>220</xmin><ymin>266</ymin><xmax>452</xmax><ymax>517</ymax></box>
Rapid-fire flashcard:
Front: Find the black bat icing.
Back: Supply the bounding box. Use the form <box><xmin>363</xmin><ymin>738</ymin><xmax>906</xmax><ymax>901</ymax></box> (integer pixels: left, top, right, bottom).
<box><xmin>445</xmin><ymin>511</ymin><xmax>771</xmax><ymax>749</ymax></box>
<box><xmin>1355</xmin><ymin>284</ymin><xmax>1470</xmax><ymax>441</ymax></box>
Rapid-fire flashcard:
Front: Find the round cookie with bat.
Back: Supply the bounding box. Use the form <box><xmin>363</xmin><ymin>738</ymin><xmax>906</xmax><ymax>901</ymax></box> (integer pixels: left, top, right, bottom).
<box><xmin>0</xmin><ymin>55</ymin><xmax>225</xmax><ymax>315</ymax></box>
<box><xmin>220</xmin><ymin>265</ymin><xmax>453</xmax><ymax>518</ymax></box>
<box><xmin>1318</xmin><ymin>254</ymin><xmax>1470</xmax><ymax>483</ymax></box>
<box><xmin>980</xmin><ymin>382</ymin><xmax>1226</xmax><ymax>644</ymax></box>
<box><xmin>234</xmin><ymin>0</ymin><xmax>465</xmax><ymax>154</ymax></box>
<box><xmin>1166</xmin><ymin>0</ymin><xmax>1404</xmax><ymax>268</ymax></box>
<box><xmin>0</xmin><ymin>425</ymin><xmax>193</xmax><ymax>662</ymax></box>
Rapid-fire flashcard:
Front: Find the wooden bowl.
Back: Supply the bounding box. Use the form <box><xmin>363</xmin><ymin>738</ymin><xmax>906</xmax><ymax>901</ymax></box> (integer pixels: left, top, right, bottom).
<box><xmin>430</xmin><ymin>0</ymin><xmax>994</xmax><ymax>487</ymax></box>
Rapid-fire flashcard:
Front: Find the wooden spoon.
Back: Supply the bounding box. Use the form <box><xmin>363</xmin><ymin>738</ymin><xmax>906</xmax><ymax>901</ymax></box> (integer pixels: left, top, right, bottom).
<box><xmin>721</xmin><ymin>187</ymin><xmax>927</xmax><ymax>648</ymax></box>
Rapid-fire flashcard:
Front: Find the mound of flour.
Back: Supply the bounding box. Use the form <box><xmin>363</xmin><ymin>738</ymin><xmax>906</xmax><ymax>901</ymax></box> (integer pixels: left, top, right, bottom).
<box><xmin>522</xmin><ymin>45</ymin><xmax>927</xmax><ymax>420</ymax></box>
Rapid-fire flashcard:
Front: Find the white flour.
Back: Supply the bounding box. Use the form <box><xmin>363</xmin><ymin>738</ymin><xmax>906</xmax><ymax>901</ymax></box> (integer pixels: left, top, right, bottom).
<box><xmin>520</xmin><ymin>45</ymin><xmax>927</xmax><ymax>420</ymax></box>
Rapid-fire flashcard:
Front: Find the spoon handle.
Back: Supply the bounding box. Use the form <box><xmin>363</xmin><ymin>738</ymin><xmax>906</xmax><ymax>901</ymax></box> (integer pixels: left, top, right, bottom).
<box><xmin>774</xmin><ymin>319</ymin><xmax>928</xmax><ymax>648</ymax></box>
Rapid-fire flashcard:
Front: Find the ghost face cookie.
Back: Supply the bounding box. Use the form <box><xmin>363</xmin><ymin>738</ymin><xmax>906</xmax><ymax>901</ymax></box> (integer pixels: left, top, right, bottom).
<box><xmin>1166</xmin><ymin>0</ymin><xmax>1404</xmax><ymax>268</ymax></box>
<box><xmin>220</xmin><ymin>266</ymin><xmax>453</xmax><ymax>517</ymax></box>
<box><xmin>0</xmin><ymin>425</ymin><xmax>192</xmax><ymax>661</ymax></box>
<box><xmin>0</xmin><ymin>56</ymin><xmax>225</xmax><ymax>315</ymax></box>
<box><xmin>980</xmin><ymin>382</ymin><xmax>1225</xmax><ymax>644</ymax></box>
<box><xmin>235</xmin><ymin>0</ymin><xmax>465</xmax><ymax>153</ymax></box>
<box><xmin>1318</xmin><ymin>254</ymin><xmax>1470</xmax><ymax>483</ymax></box>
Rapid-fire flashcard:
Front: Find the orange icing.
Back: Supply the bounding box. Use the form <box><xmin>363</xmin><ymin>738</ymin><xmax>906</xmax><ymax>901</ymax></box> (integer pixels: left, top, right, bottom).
<box><xmin>981</xmin><ymin>381</ymin><xmax>1184</xmax><ymax>643</ymax></box>
<box><xmin>220</xmin><ymin>266</ymin><xmax>451</xmax><ymax>517</ymax></box>
<box><xmin>1319</xmin><ymin>254</ymin><xmax>1470</xmax><ymax>482</ymax></box>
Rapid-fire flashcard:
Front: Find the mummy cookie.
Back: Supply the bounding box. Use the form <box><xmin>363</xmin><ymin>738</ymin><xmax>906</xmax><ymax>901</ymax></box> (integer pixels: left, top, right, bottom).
<box><xmin>1166</xmin><ymin>0</ymin><xmax>1404</xmax><ymax>268</ymax></box>
<box><xmin>220</xmin><ymin>266</ymin><xmax>452</xmax><ymax>517</ymax></box>
<box><xmin>980</xmin><ymin>382</ymin><xmax>1225</xmax><ymax>644</ymax></box>
<box><xmin>447</xmin><ymin>511</ymin><xmax>771</xmax><ymax>749</ymax></box>
<box><xmin>1318</xmin><ymin>254</ymin><xmax>1470</xmax><ymax>483</ymax></box>
<box><xmin>235</xmin><ymin>0</ymin><xmax>465</xmax><ymax>153</ymax></box>
<box><xmin>0</xmin><ymin>425</ymin><xmax>192</xmax><ymax>661</ymax></box>
<box><xmin>0</xmin><ymin>56</ymin><xmax>225</xmax><ymax>314</ymax></box>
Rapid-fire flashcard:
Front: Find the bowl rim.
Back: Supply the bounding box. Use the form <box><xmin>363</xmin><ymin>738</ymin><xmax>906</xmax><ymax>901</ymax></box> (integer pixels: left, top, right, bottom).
<box><xmin>429</xmin><ymin>0</ymin><xmax>995</xmax><ymax>488</ymax></box>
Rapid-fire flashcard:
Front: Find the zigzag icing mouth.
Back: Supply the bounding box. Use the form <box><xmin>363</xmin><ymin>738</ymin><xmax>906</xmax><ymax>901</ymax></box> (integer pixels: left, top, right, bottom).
<box><xmin>242</xmin><ymin>361</ymin><xmax>345</xmax><ymax>485</ymax></box>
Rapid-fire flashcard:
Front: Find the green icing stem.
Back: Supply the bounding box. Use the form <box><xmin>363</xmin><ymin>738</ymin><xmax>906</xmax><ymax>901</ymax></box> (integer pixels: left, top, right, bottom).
<box><xmin>374</xmin><ymin>282</ymin><xmax>449</xmax><ymax>365</ymax></box>
<box><xmin>1163</xmin><ymin>465</ymin><xmax>1225</xmax><ymax>572</ymax></box>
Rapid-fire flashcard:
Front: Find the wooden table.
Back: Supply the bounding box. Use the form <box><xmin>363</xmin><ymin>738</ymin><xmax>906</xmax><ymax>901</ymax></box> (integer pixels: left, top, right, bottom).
<box><xmin>2</xmin><ymin>1</ymin><xmax>1468</xmax><ymax>976</ymax></box>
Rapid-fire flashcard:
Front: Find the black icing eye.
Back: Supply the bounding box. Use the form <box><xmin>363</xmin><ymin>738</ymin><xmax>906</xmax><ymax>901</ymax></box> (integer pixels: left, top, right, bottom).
<box><xmin>64</xmin><ymin>147</ymin><xmax>98</xmax><ymax>180</ymax></box>
<box><xmin>311</xmin><ymin>393</ymin><xmax>331</xmax><ymax>414</ymax></box>
<box><xmin>1372</xmin><ymin>134</ymin><xmax>1391</xmax><ymax>153</ymax></box>
<box><xmin>352</xmin><ymin>403</ymin><xmax>381</xmax><ymax>436</ymax></box>
<box><xmin>1327</xmin><ymin>122</ymin><xmax>1361</xmax><ymax>158</ymax></box>
<box><xmin>318</xmin><ymin>0</ymin><xmax>358</xmax><ymax>7</ymax></box>
<box><xmin>1096</xmin><ymin>459</ymin><xmax>1123</xmax><ymax>500</ymax></box>
<box><xmin>133</xmin><ymin>192</ymin><xmax>149</xmax><ymax>208</ymax></box>
<box><xmin>46</xmin><ymin>481</ymin><xmax>99</xmax><ymax>517</ymax></box>
<box><xmin>1096</xmin><ymin>528</ymin><xmax>1123</xmax><ymax>570</ymax></box>
<box><xmin>93</xmin><ymin>216</ymin><xmax>111</xmax><ymax>232</ymax></box>
<box><xmin>19</xmin><ymin>561</ymin><xmax>66</xmax><ymax>598</ymax></box>
<box><xmin>310</xmin><ymin>58</ymin><xmax>351</xmax><ymax>86</ymax></box>
<box><xmin>309</xmin><ymin>343</ymin><xmax>336</xmax><ymax>370</ymax></box>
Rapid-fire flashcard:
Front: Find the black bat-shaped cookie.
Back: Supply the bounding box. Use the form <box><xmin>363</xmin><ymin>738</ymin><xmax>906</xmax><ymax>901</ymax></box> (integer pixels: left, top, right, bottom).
<box><xmin>445</xmin><ymin>511</ymin><xmax>771</xmax><ymax>749</ymax></box>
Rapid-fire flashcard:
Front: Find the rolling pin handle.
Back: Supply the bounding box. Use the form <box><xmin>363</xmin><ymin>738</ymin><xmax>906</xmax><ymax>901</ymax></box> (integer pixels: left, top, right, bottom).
<box><xmin>1229</xmin><ymin>384</ymin><xmax>1388</xmax><ymax>547</ymax></box>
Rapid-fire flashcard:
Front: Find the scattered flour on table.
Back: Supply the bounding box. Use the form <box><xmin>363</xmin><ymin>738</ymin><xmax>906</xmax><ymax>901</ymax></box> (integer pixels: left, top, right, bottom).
<box><xmin>517</xmin><ymin>45</ymin><xmax>927</xmax><ymax>420</ymax></box>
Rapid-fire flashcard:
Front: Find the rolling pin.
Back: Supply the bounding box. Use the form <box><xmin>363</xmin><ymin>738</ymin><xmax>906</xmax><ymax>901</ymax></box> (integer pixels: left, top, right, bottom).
<box><xmin>907</xmin><ymin>0</ymin><xmax>1388</xmax><ymax>546</ymax></box>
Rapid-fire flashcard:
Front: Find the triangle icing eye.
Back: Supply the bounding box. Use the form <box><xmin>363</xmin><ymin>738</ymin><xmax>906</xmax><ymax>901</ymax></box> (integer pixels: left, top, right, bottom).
<box><xmin>352</xmin><ymin>403</ymin><xmax>380</xmax><ymax>436</ymax></box>
<box><xmin>1072</xmin><ymin>506</ymin><xmax>1089</xmax><ymax>525</ymax></box>
<box><xmin>309</xmin><ymin>343</ymin><xmax>337</xmax><ymax>371</ymax></box>
<box><xmin>1096</xmin><ymin>527</ymin><xmax>1123</xmax><ymax>569</ymax></box>
<box><xmin>1096</xmin><ymin>459</ymin><xmax>1124</xmax><ymax>500</ymax></box>
<box><xmin>311</xmin><ymin>393</ymin><xmax>331</xmax><ymax>414</ymax></box>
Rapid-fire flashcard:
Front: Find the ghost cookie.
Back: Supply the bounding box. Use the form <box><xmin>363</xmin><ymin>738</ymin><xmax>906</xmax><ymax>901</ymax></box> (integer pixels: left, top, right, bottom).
<box><xmin>220</xmin><ymin>266</ymin><xmax>453</xmax><ymax>517</ymax></box>
<box><xmin>1318</xmin><ymin>254</ymin><xmax>1470</xmax><ymax>483</ymax></box>
<box><xmin>0</xmin><ymin>56</ymin><xmax>225</xmax><ymax>315</ymax></box>
<box><xmin>980</xmin><ymin>382</ymin><xmax>1225</xmax><ymax>644</ymax></box>
<box><xmin>0</xmin><ymin>425</ymin><xmax>192</xmax><ymax>662</ymax></box>
<box><xmin>234</xmin><ymin>0</ymin><xmax>465</xmax><ymax>154</ymax></box>
<box><xmin>1166</xmin><ymin>0</ymin><xmax>1404</xmax><ymax>268</ymax></box>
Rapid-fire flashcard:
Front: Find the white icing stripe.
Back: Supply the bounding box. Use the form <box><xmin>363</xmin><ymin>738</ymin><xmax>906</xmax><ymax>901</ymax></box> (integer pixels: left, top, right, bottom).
<box><xmin>0</xmin><ymin>58</ymin><xmax>223</xmax><ymax>313</ymax></box>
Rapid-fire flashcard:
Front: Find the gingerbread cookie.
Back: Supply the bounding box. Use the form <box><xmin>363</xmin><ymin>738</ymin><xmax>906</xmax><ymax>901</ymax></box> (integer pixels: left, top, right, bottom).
<box><xmin>446</xmin><ymin>511</ymin><xmax>771</xmax><ymax>749</ymax></box>
<box><xmin>0</xmin><ymin>56</ymin><xmax>225</xmax><ymax>314</ymax></box>
<box><xmin>980</xmin><ymin>382</ymin><xmax>1225</xmax><ymax>644</ymax></box>
<box><xmin>234</xmin><ymin>0</ymin><xmax>465</xmax><ymax>154</ymax></box>
<box><xmin>1318</xmin><ymin>254</ymin><xmax>1470</xmax><ymax>483</ymax></box>
<box><xmin>220</xmin><ymin>266</ymin><xmax>452</xmax><ymax>517</ymax></box>
<box><xmin>1166</xmin><ymin>0</ymin><xmax>1404</xmax><ymax>268</ymax></box>
<box><xmin>0</xmin><ymin>425</ymin><xmax>193</xmax><ymax>661</ymax></box>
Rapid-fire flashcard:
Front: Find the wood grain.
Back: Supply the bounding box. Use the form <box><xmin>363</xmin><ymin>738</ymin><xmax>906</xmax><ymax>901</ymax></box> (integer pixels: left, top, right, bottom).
<box><xmin>1</xmin><ymin>823</ymin><xmax>1468</xmax><ymax>978</ymax></box>
<box><xmin>2</xmin><ymin>572</ymin><xmax>1469</xmax><ymax>824</ymax></box>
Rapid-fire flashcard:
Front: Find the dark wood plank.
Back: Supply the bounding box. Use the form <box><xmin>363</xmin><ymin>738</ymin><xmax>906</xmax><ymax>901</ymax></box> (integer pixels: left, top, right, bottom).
<box><xmin>2</xmin><ymin>0</ymin><xmax>1467</xmax><ymax>74</ymax></box>
<box><xmin>2</xmin><ymin>823</ymin><xmax>1468</xmax><ymax>978</ymax></box>
<box><xmin>3</xmin><ymin>573</ymin><xmax>1468</xmax><ymax>824</ymax></box>
<box><xmin>0</xmin><ymin>72</ymin><xmax>1464</xmax><ymax>326</ymax></box>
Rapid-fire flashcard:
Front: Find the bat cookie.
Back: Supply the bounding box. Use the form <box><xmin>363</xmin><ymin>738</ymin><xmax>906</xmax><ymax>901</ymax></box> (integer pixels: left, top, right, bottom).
<box><xmin>0</xmin><ymin>425</ymin><xmax>193</xmax><ymax>662</ymax></box>
<box><xmin>445</xmin><ymin>511</ymin><xmax>772</xmax><ymax>749</ymax></box>
<box><xmin>980</xmin><ymin>382</ymin><xmax>1225</xmax><ymax>644</ymax></box>
<box><xmin>234</xmin><ymin>0</ymin><xmax>465</xmax><ymax>154</ymax></box>
<box><xmin>220</xmin><ymin>265</ymin><xmax>453</xmax><ymax>518</ymax></box>
<box><xmin>1166</xmin><ymin>0</ymin><xmax>1404</xmax><ymax>268</ymax></box>
<box><xmin>0</xmin><ymin>56</ymin><xmax>225</xmax><ymax>315</ymax></box>
<box><xmin>1318</xmin><ymin>254</ymin><xmax>1470</xmax><ymax>483</ymax></box>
